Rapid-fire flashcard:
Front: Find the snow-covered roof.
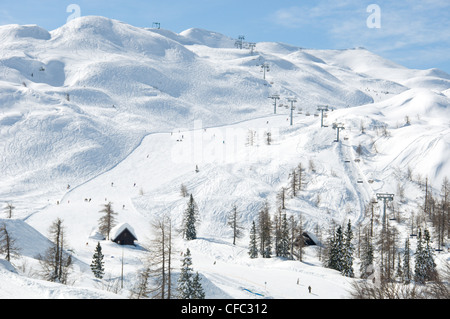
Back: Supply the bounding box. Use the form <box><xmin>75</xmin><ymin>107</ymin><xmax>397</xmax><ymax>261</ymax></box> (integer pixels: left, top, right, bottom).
<box><xmin>110</xmin><ymin>223</ymin><xmax>137</xmax><ymax>241</ymax></box>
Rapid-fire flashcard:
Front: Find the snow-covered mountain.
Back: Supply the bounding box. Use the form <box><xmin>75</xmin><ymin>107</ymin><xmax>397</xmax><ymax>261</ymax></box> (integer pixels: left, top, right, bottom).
<box><xmin>0</xmin><ymin>16</ymin><xmax>448</xmax><ymax>299</ymax></box>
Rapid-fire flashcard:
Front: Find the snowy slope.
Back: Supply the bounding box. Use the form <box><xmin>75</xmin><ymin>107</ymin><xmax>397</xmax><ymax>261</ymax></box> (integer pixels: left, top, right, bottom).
<box><xmin>0</xmin><ymin>16</ymin><xmax>449</xmax><ymax>299</ymax></box>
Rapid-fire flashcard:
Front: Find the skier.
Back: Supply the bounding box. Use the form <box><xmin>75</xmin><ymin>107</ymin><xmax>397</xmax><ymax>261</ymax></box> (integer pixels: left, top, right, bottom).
<box><xmin>308</xmin><ymin>286</ymin><xmax>311</xmax><ymax>294</ymax></box>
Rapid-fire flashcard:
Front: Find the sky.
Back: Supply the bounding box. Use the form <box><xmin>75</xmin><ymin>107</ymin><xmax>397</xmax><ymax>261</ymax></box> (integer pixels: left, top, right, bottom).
<box><xmin>0</xmin><ymin>0</ymin><xmax>449</xmax><ymax>73</ymax></box>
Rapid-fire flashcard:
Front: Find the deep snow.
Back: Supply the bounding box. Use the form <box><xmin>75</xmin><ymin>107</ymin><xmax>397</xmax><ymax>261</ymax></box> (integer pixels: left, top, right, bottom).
<box><xmin>0</xmin><ymin>16</ymin><xmax>448</xmax><ymax>299</ymax></box>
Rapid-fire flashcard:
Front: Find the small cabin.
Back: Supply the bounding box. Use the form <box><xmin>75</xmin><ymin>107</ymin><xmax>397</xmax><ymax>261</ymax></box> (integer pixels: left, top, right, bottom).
<box><xmin>110</xmin><ymin>223</ymin><xmax>137</xmax><ymax>246</ymax></box>
<box><xmin>294</xmin><ymin>231</ymin><xmax>321</xmax><ymax>247</ymax></box>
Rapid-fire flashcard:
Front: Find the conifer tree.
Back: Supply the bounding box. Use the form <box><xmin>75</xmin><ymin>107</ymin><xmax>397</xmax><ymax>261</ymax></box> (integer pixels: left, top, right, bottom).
<box><xmin>279</xmin><ymin>213</ymin><xmax>290</xmax><ymax>258</ymax></box>
<box><xmin>403</xmin><ymin>238</ymin><xmax>411</xmax><ymax>284</ymax></box>
<box><xmin>359</xmin><ymin>231</ymin><xmax>374</xmax><ymax>279</ymax></box>
<box><xmin>342</xmin><ymin>220</ymin><xmax>355</xmax><ymax>277</ymax></box>
<box><xmin>183</xmin><ymin>194</ymin><xmax>199</xmax><ymax>241</ymax></box>
<box><xmin>37</xmin><ymin>218</ymin><xmax>73</xmax><ymax>284</ymax></box>
<box><xmin>177</xmin><ymin>248</ymin><xmax>204</xmax><ymax>299</ymax></box>
<box><xmin>178</xmin><ymin>248</ymin><xmax>193</xmax><ymax>299</ymax></box>
<box><xmin>257</xmin><ymin>201</ymin><xmax>272</xmax><ymax>258</ymax></box>
<box><xmin>273</xmin><ymin>210</ymin><xmax>281</xmax><ymax>257</ymax></box>
<box><xmin>289</xmin><ymin>169</ymin><xmax>298</xmax><ymax>197</ymax></box>
<box><xmin>248</xmin><ymin>221</ymin><xmax>258</xmax><ymax>259</ymax></box>
<box><xmin>191</xmin><ymin>272</ymin><xmax>205</xmax><ymax>299</ymax></box>
<box><xmin>327</xmin><ymin>225</ymin><xmax>344</xmax><ymax>272</ymax></box>
<box><xmin>98</xmin><ymin>202</ymin><xmax>117</xmax><ymax>240</ymax></box>
<box><xmin>396</xmin><ymin>252</ymin><xmax>403</xmax><ymax>281</ymax></box>
<box><xmin>414</xmin><ymin>229</ymin><xmax>437</xmax><ymax>283</ymax></box>
<box><xmin>297</xmin><ymin>214</ymin><xmax>305</xmax><ymax>262</ymax></box>
<box><xmin>0</xmin><ymin>224</ymin><xmax>20</xmax><ymax>261</ymax></box>
<box><xmin>90</xmin><ymin>242</ymin><xmax>105</xmax><ymax>279</ymax></box>
<box><xmin>228</xmin><ymin>205</ymin><xmax>244</xmax><ymax>245</ymax></box>
<box><xmin>423</xmin><ymin>229</ymin><xmax>437</xmax><ymax>279</ymax></box>
<box><xmin>276</xmin><ymin>187</ymin><xmax>286</xmax><ymax>210</ymax></box>
<box><xmin>288</xmin><ymin>215</ymin><xmax>297</xmax><ymax>260</ymax></box>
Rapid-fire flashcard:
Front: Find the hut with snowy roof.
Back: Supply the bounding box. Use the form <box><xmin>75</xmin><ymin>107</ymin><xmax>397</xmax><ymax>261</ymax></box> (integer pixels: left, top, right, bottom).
<box><xmin>110</xmin><ymin>223</ymin><xmax>137</xmax><ymax>246</ymax></box>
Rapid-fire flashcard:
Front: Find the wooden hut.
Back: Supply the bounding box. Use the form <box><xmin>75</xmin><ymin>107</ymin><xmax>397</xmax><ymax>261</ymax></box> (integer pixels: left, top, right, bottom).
<box><xmin>110</xmin><ymin>223</ymin><xmax>137</xmax><ymax>246</ymax></box>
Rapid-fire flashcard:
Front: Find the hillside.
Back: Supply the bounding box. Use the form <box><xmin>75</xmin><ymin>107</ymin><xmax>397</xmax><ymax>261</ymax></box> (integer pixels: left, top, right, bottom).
<box><xmin>0</xmin><ymin>16</ymin><xmax>448</xmax><ymax>299</ymax></box>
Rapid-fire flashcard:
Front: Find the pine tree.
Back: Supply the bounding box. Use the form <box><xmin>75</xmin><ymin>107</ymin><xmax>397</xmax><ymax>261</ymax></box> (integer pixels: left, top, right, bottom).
<box><xmin>296</xmin><ymin>214</ymin><xmax>305</xmax><ymax>262</ymax></box>
<box><xmin>422</xmin><ymin>229</ymin><xmax>437</xmax><ymax>281</ymax></box>
<box><xmin>273</xmin><ymin>209</ymin><xmax>281</xmax><ymax>257</ymax></box>
<box><xmin>177</xmin><ymin>248</ymin><xmax>204</xmax><ymax>299</ymax></box>
<box><xmin>191</xmin><ymin>272</ymin><xmax>205</xmax><ymax>299</ymax></box>
<box><xmin>359</xmin><ymin>231</ymin><xmax>374</xmax><ymax>279</ymax></box>
<box><xmin>289</xmin><ymin>169</ymin><xmax>298</xmax><ymax>197</ymax></box>
<box><xmin>276</xmin><ymin>187</ymin><xmax>286</xmax><ymax>210</ymax></box>
<box><xmin>342</xmin><ymin>220</ymin><xmax>354</xmax><ymax>277</ymax></box>
<box><xmin>257</xmin><ymin>201</ymin><xmax>272</xmax><ymax>258</ymax></box>
<box><xmin>90</xmin><ymin>242</ymin><xmax>105</xmax><ymax>279</ymax></box>
<box><xmin>414</xmin><ymin>229</ymin><xmax>436</xmax><ymax>284</ymax></box>
<box><xmin>327</xmin><ymin>225</ymin><xmax>344</xmax><ymax>272</ymax></box>
<box><xmin>228</xmin><ymin>205</ymin><xmax>244</xmax><ymax>245</ymax></box>
<box><xmin>288</xmin><ymin>215</ymin><xmax>297</xmax><ymax>260</ymax></box>
<box><xmin>279</xmin><ymin>213</ymin><xmax>290</xmax><ymax>258</ymax></box>
<box><xmin>248</xmin><ymin>221</ymin><xmax>258</xmax><ymax>259</ymax></box>
<box><xmin>178</xmin><ymin>248</ymin><xmax>194</xmax><ymax>299</ymax></box>
<box><xmin>37</xmin><ymin>218</ymin><xmax>73</xmax><ymax>284</ymax></box>
<box><xmin>403</xmin><ymin>238</ymin><xmax>411</xmax><ymax>284</ymax></box>
<box><xmin>396</xmin><ymin>252</ymin><xmax>403</xmax><ymax>282</ymax></box>
<box><xmin>0</xmin><ymin>224</ymin><xmax>20</xmax><ymax>261</ymax></box>
<box><xmin>183</xmin><ymin>194</ymin><xmax>199</xmax><ymax>241</ymax></box>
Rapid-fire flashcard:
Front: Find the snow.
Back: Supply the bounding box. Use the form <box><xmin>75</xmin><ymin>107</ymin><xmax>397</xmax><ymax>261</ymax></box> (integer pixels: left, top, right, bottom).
<box><xmin>0</xmin><ymin>16</ymin><xmax>449</xmax><ymax>299</ymax></box>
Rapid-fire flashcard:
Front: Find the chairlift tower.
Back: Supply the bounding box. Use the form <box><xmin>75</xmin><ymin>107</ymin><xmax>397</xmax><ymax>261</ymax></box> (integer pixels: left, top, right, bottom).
<box><xmin>261</xmin><ymin>62</ymin><xmax>270</xmax><ymax>80</ymax></box>
<box><xmin>317</xmin><ymin>105</ymin><xmax>329</xmax><ymax>128</ymax></box>
<box><xmin>235</xmin><ymin>35</ymin><xmax>245</xmax><ymax>49</ymax></box>
<box><xmin>287</xmin><ymin>98</ymin><xmax>297</xmax><ymax>126</ymax></box>
<box><xmin>269</xmin><ymin>94</ymin><xmax>280</xmax><ymax>114</ymax></box>
<box><xmin>332</xmin><ymin>123</ymin><xmax>345</xmax><ymax>142</ymax></box>
<box><xmin>248</xmin><ymin>42</ymin><xmax>256</xmax><ymax>55</ymax></box>
<box><xmin>376</xmin><ymin>193</ymin><xmax>394</xmax><ymax>227</ymax></box>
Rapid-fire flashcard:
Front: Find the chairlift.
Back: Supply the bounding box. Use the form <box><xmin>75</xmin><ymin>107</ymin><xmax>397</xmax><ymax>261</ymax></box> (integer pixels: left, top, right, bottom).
<box><xmin>314</xmin><ymin>113</ymin><xmax>319</xmax><ymax>117</ymax></box>
<box><xmin>410</xmin><ymin>234</ymin><xmax>417</xmax><ymax>237</ymax></box>
<box><xmin>355</xmin><ymin>158</ymin><xmax>361</xmax><ymax>163</ymax></box>
<box><xmin>305</xmin><ymin>112</ymin><xmax>311</xmax><ymax>116</ymax></box>
<box><xmin>368</xmin><ymin>179</ymin><xmax>374</xmax><ymax>184</ymax></box>
<box><xmin>357</xmin><ymin>180</ymin><xmax>364</xmax><ymax>184</ymax></box>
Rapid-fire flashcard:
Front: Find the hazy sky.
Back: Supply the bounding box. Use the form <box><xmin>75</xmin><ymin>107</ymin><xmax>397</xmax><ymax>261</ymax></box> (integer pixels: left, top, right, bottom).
<box><xmin>1</xmin><ymin>0</ymin><xmax>449</xmax><ymax>73</ymax></box>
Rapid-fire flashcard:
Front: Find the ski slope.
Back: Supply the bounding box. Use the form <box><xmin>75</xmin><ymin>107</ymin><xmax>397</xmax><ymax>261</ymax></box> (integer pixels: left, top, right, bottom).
<box><xmin>0</xmin><ymin>16</ymin><xmax>449</xmax><ymax>299</ymax></box>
